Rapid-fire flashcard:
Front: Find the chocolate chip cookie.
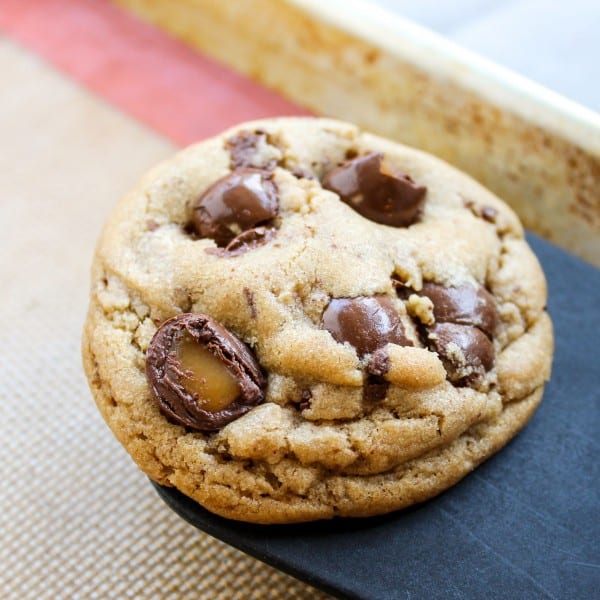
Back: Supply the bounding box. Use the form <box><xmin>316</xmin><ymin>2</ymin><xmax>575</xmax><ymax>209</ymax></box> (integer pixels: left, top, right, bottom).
<box><xmin>82</xmin><ymin>117</ymin><xmax>553</xmax><ymax>523</ymax></box>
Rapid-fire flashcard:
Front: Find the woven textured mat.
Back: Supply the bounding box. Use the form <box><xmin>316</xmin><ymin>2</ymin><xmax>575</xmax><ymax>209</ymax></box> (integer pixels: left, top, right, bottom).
<box><xmin>0</xmin><ymin>35</ymin><xmax>329</xmax><ymax>600</ymax></box>
<box><xmin>0</xmin><ymin>319</ymin><xmax>328</xmax><ymax>600</ymax></box>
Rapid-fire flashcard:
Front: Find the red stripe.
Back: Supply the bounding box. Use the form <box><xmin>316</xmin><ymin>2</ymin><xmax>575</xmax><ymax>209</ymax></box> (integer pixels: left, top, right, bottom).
<box><xmin>0</xmin><ymin>0</ymin><xmax>308</xmax><ymax>145</ymax></box>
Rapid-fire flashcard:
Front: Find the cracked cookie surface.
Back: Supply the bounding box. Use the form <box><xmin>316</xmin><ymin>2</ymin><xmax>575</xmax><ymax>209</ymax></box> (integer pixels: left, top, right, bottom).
<box><xmin>82</xmin><ymin>117</ymin><xmax>553</xmax><ymax>523</ymax></box>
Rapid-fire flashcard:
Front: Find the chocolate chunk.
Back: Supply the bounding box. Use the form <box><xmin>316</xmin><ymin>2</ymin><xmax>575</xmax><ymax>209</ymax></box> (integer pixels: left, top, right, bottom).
<box><xmin>226</xmin><ymin>131</ymin><xmax>277</xmax><ymax>170</ymax></box>
<box><xmin>145</xmin><ymin>313</ymin><xmax>265</xmax><ymax>432</ymax></box>
<box><xmin>367</xmin><ymin>347</ymin><xmax>390</xmax><ymax>376</ymax></box>
<box><xmin>464</xmin><ymin>198</ymin><xmax>498</xmax><ymax>223</ymax></box>
<box><xmin>464</xmin><ymin>199</ymin><xmax>498</xmax><ymax>223</ymax></box>
<box><xmin>191</xmin><ymin>169</ymin><xmax>278</xmax><ymax>247</ymax></box>
<box><xmin>391</xmin><ymin>275</ymin><xmax>413</xmax><ymax>300</ymax></box>
<box><xmin>205</xmin><ymin>226</ymin><xmax>275</xmax><ymax>257</ymax></box>
<box><xmin>427</xmin><ymin>323</ymin><xmax>494</xmax><ymax>384</ymax></box>
<box><xmin>481</xmin><ymin>206</ymin><xmax>498</xmax><ymax>223</ymax></box>
<box><xmin>322</xmin><ymin>296</ymin><xmax>411</xmax><ymax>357</ymax></box>
<box><xmin>299</xmin><ymin>389</ymin><xmax>312</xmax><ymax>411</ymax></box>
<box><xmin>364</xmin><ymin>375</ymin><xmax>389</xmax><ymax>402</ymax></box>
<box><xmin>419</xmin><ymin>283</ymin><xmax>499</xmax><ymax>338</ymax></box>
<box><xmin>364</xmin><ymin>349</ymin><xmax>391</xmax><ymax>401</ymax></box>
<box><xmin>322</xmin><ymin>153</ymin><xmax>426</xmax><ymax>227</ymax></box>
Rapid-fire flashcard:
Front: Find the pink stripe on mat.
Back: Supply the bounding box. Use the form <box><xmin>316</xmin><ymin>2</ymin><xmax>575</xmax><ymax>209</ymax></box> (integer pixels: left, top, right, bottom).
<box><xmin>0</xmin><ymin>0</ymin><xmax>308</xmax><ymax>145</ymax></box>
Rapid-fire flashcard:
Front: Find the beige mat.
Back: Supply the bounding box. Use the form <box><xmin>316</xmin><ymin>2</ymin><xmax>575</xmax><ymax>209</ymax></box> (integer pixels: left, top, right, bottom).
<box><xmin>0</xmin><ymin>36</ymin><xmax>330</xmax><ymax>599</ymax></box>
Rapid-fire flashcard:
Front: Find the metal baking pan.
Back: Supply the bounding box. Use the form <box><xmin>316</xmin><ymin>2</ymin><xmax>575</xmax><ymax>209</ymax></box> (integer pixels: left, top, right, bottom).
<box><xmin>115</xmin><ymin>0</ymin><xmax>600</xmax><ymax>265</ymax></box>
<box><xmin>152</xmin><ymin>233</ymin><xmax>599</xmax><ymax>599</ymax></box>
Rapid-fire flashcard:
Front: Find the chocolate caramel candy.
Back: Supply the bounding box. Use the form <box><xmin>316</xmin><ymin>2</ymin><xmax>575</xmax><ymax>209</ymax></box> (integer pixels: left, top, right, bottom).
<box><xmin>145</xmin><ymin>313</ymin><xmax>265</xmax><ymax>432</ymax></box>
<box><xmin>322</xmin><ymin>296</ymin><xmax>411</xmax><ymax>357</ymax></box>
<box><xmin>322</xmin><ymin>153</ymin><xmax>426</xmax><ymax>227</ymax></box>
<box><xmin>419</xmin><ymin>283</ymin><xmax>499</xmax><ymax>338</ymax></box>
<box><xmin>427</xmin><ymin>323</ymin><xmax>494</xmax><ymax>385</ymax></box>
<box><xmin>191</xmin><ymin>169</ymin><xmax>278</xmax><ymax>247</ymax></box>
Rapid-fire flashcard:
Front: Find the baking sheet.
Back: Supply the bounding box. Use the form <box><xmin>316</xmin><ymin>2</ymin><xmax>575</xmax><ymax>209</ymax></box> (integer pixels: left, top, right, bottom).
<box><xmin>113</xmin><ymin>0</ymin><xmax>600</xmax><ymax>266</ymax></box>
<box><xmin>152</xmin><ymin>233</ymin><xmax>600</xmax><ymax>599</ymax></box>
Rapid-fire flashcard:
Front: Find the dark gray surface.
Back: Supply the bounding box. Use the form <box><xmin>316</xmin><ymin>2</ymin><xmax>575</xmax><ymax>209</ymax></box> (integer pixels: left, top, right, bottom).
<box><xmin>153</xmin><ymin>233</ymin><xmax>600</xmax><ymax>599</ymax></box>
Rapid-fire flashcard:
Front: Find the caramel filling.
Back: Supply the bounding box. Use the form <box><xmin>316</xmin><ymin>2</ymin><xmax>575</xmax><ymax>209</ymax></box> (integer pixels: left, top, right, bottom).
<box><xmin>177</xmin><ymin>336</ymin><xmax>241</xmax><ymax>412</ymax></box>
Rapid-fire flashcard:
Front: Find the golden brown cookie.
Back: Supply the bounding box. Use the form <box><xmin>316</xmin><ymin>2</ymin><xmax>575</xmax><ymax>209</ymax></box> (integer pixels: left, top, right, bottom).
<box><xmin>82</xmin><ymin>117</ymin><xmax>553</xmax><ymax>523</ymax></box>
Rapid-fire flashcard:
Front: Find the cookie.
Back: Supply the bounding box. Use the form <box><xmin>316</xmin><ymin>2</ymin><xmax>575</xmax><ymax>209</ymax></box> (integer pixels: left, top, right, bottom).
<box><xmin>82</xmin><ymin>117</ymin><xmax>553</xmax><ymax>524</ymax></box>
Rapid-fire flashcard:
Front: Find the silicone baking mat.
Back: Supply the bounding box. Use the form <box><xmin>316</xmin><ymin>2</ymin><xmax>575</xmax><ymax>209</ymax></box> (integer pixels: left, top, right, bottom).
<box><xmin>0</xmin><ymin>1</ymin><xmax>597</xmax><ymax>599</ymax></box>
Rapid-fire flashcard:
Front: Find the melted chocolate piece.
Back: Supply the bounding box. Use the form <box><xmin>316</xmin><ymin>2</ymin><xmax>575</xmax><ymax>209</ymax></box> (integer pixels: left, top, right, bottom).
<box><xmin>364</xmin><ymin>375</ymin><xmax>389</xmax><ymax>402</ymax></box>
<box><xmin>205</xmin><ymin>226</ymin><xmax>275</xmax><ymax>257</ymax></box>
<box><xmin>145</xmin><ymin>313</ymin><xmax>265</xmax><ymax>432</ymax></box>
<box><xmin>322</xmin><ymin>296</ymin><xmax>411</xmax><ymax>357</ymax></box>
<box><xmin>322</xmin><ymin>153</ymin><xmax>426</xmax><ymax>227</ymax></box>
<box><xmin>427</xmin><ymin>323</ymin><xmax>494</xmax><ymax>385</ymax></box>
<box><xmin>364</xmin><ymin>349</ymin><xmax>391</xmax><ymax>401</ymax></box>
<box><xmin>367</xmin><ymin>347</ymin><xmax>390</xmax><ymax>377</ymax></box>
<box><xmin>226</xmin><ymin>131</ymin><xmax>277</xmax><ymax>170</ymax></box>
<box><xmin>191</xmin><ymin>169</ymin><xmax>278</xmax><ymax>247</ymax></box>
<box><xmin>419</xmin><ymin>283</ymin><xmax>499</xmax><ymax>339</ymax></box>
